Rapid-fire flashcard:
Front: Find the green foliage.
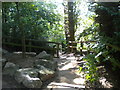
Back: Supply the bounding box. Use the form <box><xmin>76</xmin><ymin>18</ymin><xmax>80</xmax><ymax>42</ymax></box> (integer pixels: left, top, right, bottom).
<box><xmin>78</xmin><ymin>2</ymin><xmax>120</xmax><ymax>84</ymax></box>
<box><xmin>78</xmin><ymin>22</ymin><xmax>99</xmax><ymax>41</ymax></box>
<box><xmin>2</xmin><ymin>2</ymin><xmax>64</xmax><ymax>43</ymax></box>
<box><xmin>94</xmin><ymin>2</ymin><xmax>120</xmax><ymax>70</ymax></box>
<box><xmin>83</xmin><ymin>54</ymin><xmax>99</xmax><ymax>83</ymax></box>
<box><xmin>78</xmin><ymin>66</ymin><xmax>83</xmax><ymax>73</ymax></box>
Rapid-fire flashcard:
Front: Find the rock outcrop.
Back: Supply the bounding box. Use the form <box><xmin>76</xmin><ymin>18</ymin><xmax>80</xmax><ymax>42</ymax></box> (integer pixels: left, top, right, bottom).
<box><xmin>14</xmin><ymin>66</ymin><xmax>55</xmax><ymax>88</ymax></box>
<box><xmin>14</xmin><ymin>68</ymin><xmax>42</xmax><ymax>88</ymax></box>
<box><xmin>22</xmin><ymin>75</ymin><xmax>42</xmax><ymax>88</ymax></box>
<box><xmin>3</xmin><ymin>62</ymin><xmax>19</xmax><ymax>76</ymax></box>
<box><xmin>37</xmin><ymin>65</ymin><xmax>55</xmax><ymax>81</ymax></box>
<box><xmin>2</xmin><ymin>50</ymin><xmax>58</xmax><ymax>88</ymax></box>
<box><xmin>34</xmin><ymin>59</ymin><xmax>57</xmax><ymax>71</ymax></box>
<box><xmin>0</xmin><ymin>58</ymin><xmax>8</xmax><ymax>69</ymax></box>
<box><xmin>35</xmin><ymin>51</ymin><xmax>53</xmax><ymax>60</ymax></box>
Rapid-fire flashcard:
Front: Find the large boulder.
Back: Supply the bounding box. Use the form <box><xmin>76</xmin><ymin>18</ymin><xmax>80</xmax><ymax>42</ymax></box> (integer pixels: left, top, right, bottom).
<box><xmin>34</xmin><ymin>59</ymin><xmax>57</xmax><ymax>71</ymax></box>
<box><xmin>37</xmin><ymin>65</ymin><xmax>55</xmax><ymax>82</ymax></box>
<box><xmin>0</xmin><ymin>48</ymin><xmax>13</xmax><ymax>59</ymax></box>
<box><xmin>0</xmin><ymin>48</ymin><xmax>8</xmax><ymax>55</ymax></box>
<box><xmin>34</xmin><ymin>51</ymin><xmax>57</xmax><ymax>71</ymax></box>
<box><xmin>22</xmin><ymin>75</ymin><xmax>42</xmax><ymax>88</ymax></box>
<box><xmin>14</xmin><ymin>68</ymin><xmax>38</xmax><ymax>83</ymax></box>
<box><xmin>35</xmin><ymin>51</ymin><xmax>47</xmax><ymax>58</ymax></box>
<box><xmin>0</xmin><ymin>58</ymin><xmax>7</xmax><ymax>69</ymax></box>
<box><xmin>3</xmin><ymin>62</ymin><xmax>19</xmax><ymax>76</ymax></box>
<box><xmin>4</xmin><ymin>62</ymin><xmax>16</xmax><ymax>68</ymax></box>
<box><xmin>35</xmin><ymin>51</ymin><xmax>53</xmax><ymax>60</ymax></box>
<box><xmin>14</xmin><ymin>68</ymin><xmax>42</xmax><ymax>88</ymax></box>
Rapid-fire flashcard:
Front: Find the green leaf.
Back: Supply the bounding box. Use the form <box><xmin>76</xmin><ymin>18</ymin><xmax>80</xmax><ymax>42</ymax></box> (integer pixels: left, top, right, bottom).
<box><xmin>79</xmin><ymin>67</ymin><xmax>83</xmax><ymax>73</ymax></box>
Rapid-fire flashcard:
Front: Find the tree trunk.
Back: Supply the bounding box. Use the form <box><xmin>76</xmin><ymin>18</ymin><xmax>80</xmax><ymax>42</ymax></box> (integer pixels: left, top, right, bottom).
<box><xmin>16</xmin><ymin>2</ymin><xmax>26</xmax><ymax>58</ymax></box>
<box><xmin>64</xmin><ymin>1</ymin><xmax>77</xmax><ymax>53</ymax></box>
<box><xmin>64</xmin><ymin>3</ymin><xmax>70</xmax><ymax>52</ymax></box>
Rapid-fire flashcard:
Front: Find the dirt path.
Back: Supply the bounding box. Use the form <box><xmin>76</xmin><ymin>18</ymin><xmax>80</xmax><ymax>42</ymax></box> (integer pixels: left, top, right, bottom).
<box><xmin>45</xmin><ymin>53</ymin><xmax>86</xmax><ymax>89</ymax></box>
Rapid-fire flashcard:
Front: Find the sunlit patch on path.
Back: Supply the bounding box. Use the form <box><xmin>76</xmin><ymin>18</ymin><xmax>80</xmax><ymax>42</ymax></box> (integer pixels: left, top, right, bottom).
<box><xmin>48</xmin><ymin>82</ymin><xmax>85</xmax><ymax>89</ymax></box>
<box><xmin>46</xmin><ymin>53</ymin><xmax>86</xmax><ymax>89</ymax></box>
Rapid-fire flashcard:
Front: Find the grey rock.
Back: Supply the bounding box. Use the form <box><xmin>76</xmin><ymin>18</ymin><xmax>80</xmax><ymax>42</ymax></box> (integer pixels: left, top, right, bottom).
<box><xmin>41</xmin><ymin>54</ymin><xmax>53</xmax><ymax>60</ymax></box>
<box><xmin>0</xmin><ymin>48</ymin><xmax>13</xmax><ymax>59</ymax></box>
<box><xmin>14</xmin><ymin>68</ymin><xmax>38</xmax><ymax>83</ymax></box>
<box><xmin>35</xmin><ymin>51</ymin><xmax>53</xmax><ymax>60</ymax></box>
<box><xmin>3</xmin><ymin>62</ymin><xmax>19</xmax><ymax>76</ymax></box>
<box><xmin>34</xmin><ymin>59</ymin><xmax>57</xmax><ymax>71</ymax></box>
<box><xmin>37</xmin><ymin>65</ymin><xmax>55</xmax><ymax>81</ymax></box>
<box><xmin>0</xmin><ymin>48</ymin><xmax>8</xmax><ymax>55</ymax></box>
<box><xmin>35</xmin><ymin>51</ymin><xmax>47</xmax><ymax>58</ymax></box>
<box><xmin>4</xmin><ymin>62</ymin><xmax>16</xmax><ymax>68</ymax></box>
<box><xmin>0</xmin><ymin>58</ymin><xmax>7</xmax><ymax>69</ymax></box>
<box><xmin>22</xmin><ymin>74</ymin><xmax>42</xmax><ymax>88</ymax></box>
<box><xmin>14</xmin><ymin>68</ymin><xmax>42</xmax><ymax>88</ymax></box>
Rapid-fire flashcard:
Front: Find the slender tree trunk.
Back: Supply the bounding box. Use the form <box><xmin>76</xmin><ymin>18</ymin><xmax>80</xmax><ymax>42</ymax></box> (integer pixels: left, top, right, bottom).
<box><xmin>2</xmin><ymin>3</ymin><xmax>8</xmax><ymax>36</ymax></box>
<box><xmin>16</xmin><ymin>2</ymin><xmax>26</xmax><ymax>58</ymax></box>
<box><xmin>64</xmin><ymin>3</ymin><xmax>70</xmax><ymax>52</ymax></box>
<box><xmin>64</xmin><ymin>1</ymin><xmax>77</xmax><ymax>53</ymax></box>
<box><xmin>68</xmin><ymin>2</ymin><xmax>76</xmax><ymax>53</ymax></box>
<box><xmin>64</xmin><ymin>2</ymin><xmax>76</xmax><ymax>52</ymax></box>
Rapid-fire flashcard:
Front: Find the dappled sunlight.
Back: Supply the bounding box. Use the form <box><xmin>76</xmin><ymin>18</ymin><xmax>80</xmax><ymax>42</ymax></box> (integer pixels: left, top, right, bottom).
<box><xmin>99</xmin><ymin>77</ymin><xmax>113</xmax><ymax>88</ymax></box>
<box><xmin>58</xmin><ymin>70</ymin><xmax>78</xmax><ymax>83</ymax></box>
<box><xmin>59</xmin><ymin>61</ymin><xmax>78</xmax><ymax>71</ymax></box>
<box><xmin>73</xmin><ymin>77</ymin><xmax>85</xmax><ymax>85</ymax></box>
<box><xmin>13</xmin><ymin>51</ymin><xmax>36</xmax><ymax>55</ymax></box>
<box><xmin>67</xmin><ymin>56</ymin><xmax>76</xmax><ymax>60</ymax></box>
<box><xmin>59</xmin><ymin>62</ymin><xmax>75</xmax><ymax>70</ymax></box>
<box><xmin>47</xmin><ymin>82</ymin><xmax>85</xmax><ymax>88</ymax></box>
<box><xmin>46</xmin><ymin>53</ymin><xmax>86</xmax><ymax>88</ymax></box>
<box><xmin>59</xmin><ymin>76</ymin><xmax>72</xmax><ymax>83</ymax></box>
<box><xmin>58</xmin><ymin>60</ymin><xmax>70</xmax><ymax>67</ymax></box>
<box><xmin>58</xmin><ymin>54</ymin><xmax>78</xmax><ymax>70</ymax></box>
<box><xmin>59</xmin><ymin>55</ymin><xmax>67</xmax><ymax>59</ymax></box>
<box><xmin>74</xmin><ymin>70</ymin><xmax>85</xmax><ymax>77</ymax></box>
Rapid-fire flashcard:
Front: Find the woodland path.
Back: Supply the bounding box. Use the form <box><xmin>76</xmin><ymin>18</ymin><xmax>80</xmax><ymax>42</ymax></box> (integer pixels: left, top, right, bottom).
<box><xmin>43</xmin><ymin>53</ymin><xmax>86</xmax><ymax>90</ymax></box>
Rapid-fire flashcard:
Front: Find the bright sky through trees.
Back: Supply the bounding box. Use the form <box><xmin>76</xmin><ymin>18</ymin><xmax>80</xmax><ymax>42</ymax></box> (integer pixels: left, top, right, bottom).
<box><xmin>35</xmin><ymin>0</ymin><xmax>92</xmax><ymax>41</ymax></box>
<box><xmin>47</xmin><ymin>0</ymin><xmax>92</xmax><ymax>40</ymax></box>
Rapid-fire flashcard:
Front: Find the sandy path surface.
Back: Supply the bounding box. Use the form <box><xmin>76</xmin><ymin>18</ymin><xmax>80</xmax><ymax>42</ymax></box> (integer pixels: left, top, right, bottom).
<box><xmin>46</xmin><ymin>53</ymin><xmax>86</xmax><ymax>89</ymax></box>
